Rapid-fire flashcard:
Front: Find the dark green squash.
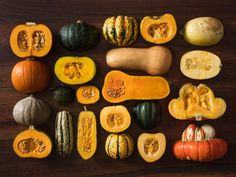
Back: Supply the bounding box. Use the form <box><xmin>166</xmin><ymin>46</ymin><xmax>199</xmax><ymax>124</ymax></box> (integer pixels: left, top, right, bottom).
<box><xmin>53</xmin><ymin>86</ymin><xmax>75</xmax><ymax>106</ymax></box>
<box><xmin>59</xmin><ymin>21</ymin><xmax>99</xmax><ymax>51</ymax></box>
<box><xmin>133</xmin><ymin>101</ymin><xmax>161</xmax><ymax>130</ymax></box>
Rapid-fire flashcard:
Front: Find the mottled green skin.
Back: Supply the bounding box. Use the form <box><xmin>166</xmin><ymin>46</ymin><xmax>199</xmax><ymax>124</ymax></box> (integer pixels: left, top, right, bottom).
<box><xmin>53</xmin><ymin>86</ymin><xmax>75</xmax><ymax>106</ymax></box>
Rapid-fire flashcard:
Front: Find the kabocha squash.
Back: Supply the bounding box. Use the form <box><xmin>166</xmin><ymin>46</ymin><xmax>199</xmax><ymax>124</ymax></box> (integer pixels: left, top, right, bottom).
<box><xmin>13</xmin><ymin>126</ymin><xmax>52</xmax><ymax>158</ymax></box>
<box><xmin>105</xmin><ymin>133</ymin><xmax>134</xmax><ymax>160</ymax></box>
<box><xmin>53</xmin><ymin>86</ymin><xmax>75</xmax><ymax>106</ymax></box>
<box><xmin>103</xmin><ymin>15</ymin><xmax>138</xmax><ymax>46</ymax></box>
<box><xmin>173</xmin><ymin>124</ymin><xmax>228</xmax><ymax>162</ymax></box>
<box><xmin>10</xmin><ymin>22</ymin><xmax>52</xmax><ymax>58</ymax></box>
<box><xmin>59</xmin><ymin>21</ymin><xmax>99</xmax><ymax>51</ymax></box>
<box><xmin>180</xmin><ymin>50</ymin><xmax>222</xmax><ymax>80</ymax></box>
<box><xmin>13</xmin><ymin>95</ymin><xmax>51</xmax><ymax>126</ymax></box>
<box><xmin>54</xmin><ymin>56</ymin><xmax>96</xmax><ymax>85</ymax></box>
<box><xmin>133</xmin><ymin>101</ymin><xmax>160</xmax><ymax>130</ymax></box>
<box><xmin>102</xmin><ymin>70</ymin><xmax>170</xmax><ymax>103</ymax></box>
<box><xmin>100</xmin><ymin>105</ymin><xmax>131</xmax><ymax>133</ymax></box>
<box><xmin>55</xmin><ymin>111</ymin><xmax>74</xmax><ymax>157</ymax></box>
<box><xmin>138</xmin><ymin>133</ymin><xmax>166</xmax><ymax>163</ymax></box>
<box><xmin>106</xmin><ymin>46</ymin><xmax>172</xmax><ymax>75</ymax></box>
<box><xmin>140</xmin><ymin>14</ymin><xmax>177</xmax><ymax>44</ymax></box>
<box><xmin>168</xmin><ymin>83</ymin><xmax>226</xmax><ymax>121</ymax></box>
<box><xmin>11</xmin><ymin>59</ymin><xmax>51</xmax><ymax>93</ymax></box>
<box><xmin>76</xmin><ymin>85</ymin><xmax>100</xmax><ymax>104</ymax></box>
<box><xmin>77</xmin><ymin>107</ymin><xmax>97</xmax><ymax>160</ymax></box>
<box><xmin>181</xmin><ymin>17</ymin><xmax>224</xmax><ymax>46</ymax></box>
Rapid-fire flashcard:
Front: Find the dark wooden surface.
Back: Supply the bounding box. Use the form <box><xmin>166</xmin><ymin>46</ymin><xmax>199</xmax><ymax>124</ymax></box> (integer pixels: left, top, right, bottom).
<box><xmin>0</xmin><ymin>0</ymin><xmax>236</xmax><ymax>176</ymax></box>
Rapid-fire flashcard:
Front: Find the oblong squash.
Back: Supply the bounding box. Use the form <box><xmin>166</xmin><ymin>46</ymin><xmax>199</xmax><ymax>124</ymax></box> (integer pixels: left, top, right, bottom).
<box><xmin>102</xmin><ymin>70</ymin><xmax>170</xmax><ymax>103</ymax></box>
<box><xmin>180</xmin><ymin>50</ymin><xmax>222</xmax><ymax>80</ymax></box>
<box><xmin>168</xmin><ymin>83</ymin><xmax>226</xmax><ymax>121</ymax></box>
<box><xmin>13</xmin><ymin>127</ymin><xmax>52</xmax><ymax>158</ymax></box>
<box><xmin>76</xmin><ymin>85</ymin><xmax>100</xmax><ymax>104</ymax></box>
<box><xmin>54</xmin><ymin>56</ymin><xmax>96</xmax><ymax>85</ymax></box>
<box><xmin>100</xmin><ymin>105</ymin><xmax>131</xmax><ymax>133</ymax></box>
<box><xmin>10</xmin><ymin>22</ymin><xmax>52</xmax><ymax>58</ymax></box>
<box><xmin>77</xmin><ymin>107</ymin><xmax>97</xmax><ymax>160</ymax></box>
<box><xmin>138</xmin><ymin>133</ymin><xmax>166</xmax><ymax>163</ymax></box>
<box><xmin>140</xmin><ymin>14</ymin><xmax>177</xmax><ymax>44</ymax></box>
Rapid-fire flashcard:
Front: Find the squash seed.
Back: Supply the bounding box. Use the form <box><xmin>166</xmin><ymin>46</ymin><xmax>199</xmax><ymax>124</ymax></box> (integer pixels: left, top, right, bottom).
<box><xmin>18</xmin><ymin>138</ymin><xmax>46</xmax><ymax>154</ymax></box>
<box><xmin>82</xmin><ymin>88</ymin><xmax>96</xmax><ymax>99</ymax></box>
<box><xmin>81</xmin><ymin>117</ymin><xmax>92</xmax><ymax>153</ymax></box>
<box><xmin>64</xmin><ymin>62</ymin><xmax>84</xmax><ymax>79</ymax></box>
<box><xmin>148</xmin><ymin>23</ymin><xmax>168</xmax><ymax>38</ymax></box>
<box><xmin>107</xmin><ymin>113</ymin><xmax>124</xmax><ymax>128</ymax></box>
<box><xmin>107</xmin><ymin>79</ymin><xmax>125</xmax><ymax>98</ymax></box>
<box><xmin>17</xmin><ymin>30</ymin><xmax>29</xmax><ymax>52</ymax></box>
<box><xmin>32</xmin><ymin>31</ymin><xmax>46</xmax><ymax>51</ymax></box>
<box><xmin>144</xmin><ymin>138</ymin><xmax>159</xmax><ymax>155</ymax></box>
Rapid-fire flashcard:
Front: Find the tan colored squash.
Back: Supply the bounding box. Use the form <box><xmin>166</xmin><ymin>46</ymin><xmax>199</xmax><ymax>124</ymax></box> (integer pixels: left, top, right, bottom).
<box><xmin>76</xmin><ymin>85</ymin><xmax>100</xmax><ymax>104</ymax></box>
<box><xmin>102</xmin><ymin>70</ymin><xmax>170</xmax><ymax>103</ymax></box>
<box><xmin>106</xmin><ymin>46</ymin><xmax>172</xmax><ymax>75</ymax></box>
<box><xmin>168</xmin><ymin>83</ymin><xmax>226</xmax><ymax>121</ymax></box>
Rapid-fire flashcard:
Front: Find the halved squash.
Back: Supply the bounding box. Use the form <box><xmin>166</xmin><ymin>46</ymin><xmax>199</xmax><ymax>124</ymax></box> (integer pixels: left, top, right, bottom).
<box><xmin>76</xmin><ymin>85</ymin><xmax>100</xmax><ymax>104</ymax></box>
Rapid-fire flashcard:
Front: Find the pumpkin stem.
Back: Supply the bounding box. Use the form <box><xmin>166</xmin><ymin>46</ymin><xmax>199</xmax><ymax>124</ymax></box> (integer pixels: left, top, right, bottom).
<box><xmin>26</xmin><ymin>57</ymin><xmax>35</xmax><ymax>61</ymax></box>
<box><xmin>26</xmin><ymin>22</ymin><xmax>37</xmax><ymax>26</ymax></box>
<box><xmin>29</xmin><ymin>125</ymin><xmax>35</xmax><ymax>130</ymax></box>
<box><xmin>84</xmin><ymin>106</ymin><xmax>88</xmax><ymax>111</ymax></box>
<box><xmin>179</xmin><ymin>29</ymin><xmax>184</xmax><ymax>36</ymax></box>
<box><xmin>76</xmin><ymin>20</ymin><xmax>82</xmax><ymax>24</ymax></box>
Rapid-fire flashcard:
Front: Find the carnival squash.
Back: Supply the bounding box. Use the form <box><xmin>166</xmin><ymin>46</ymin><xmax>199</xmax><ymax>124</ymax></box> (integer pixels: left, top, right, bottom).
<box><xmin>106</xmin><ymin>46</ymin><xmax>172</xmax><ymax>75</ymax></box>
<box><xmin>54</xmin><ymin>56</ymin><xmax>96</xmax><ymax>85</ymax></box>
<box><xmin>76</xmin><ymin>85</ymin><xmax>100</xmax><ymax>104</ymax></box>
<box><xmin>13</xmin><ymin>126</ymin><xmax>52</xmax><ymax>158</ymax></box>
<box><xmin>53</xmin><ymin>86</ymin><xmax>75</xmax><ymax>106</ymax></box>
<box><xmin>100</xmin><ymin>105</ymin><xmax>131</xmax><ymax>133</ymax></box>
<box><xmin>168</xmin><ymin>83</ymin><xmax>226</xmax><ymax>121</ymax></box>
<box><xmin>103</xmin><ymin>15</ymin><xmax>138</xmax><ymax>46</ymax></box>
<box><xmin>140</xmin><ymin>14</ymin><xmax>177</xmax><ymax>44</ymax></box>
<box><xmin>10</xmin><ymin>22</ymin><xmax>52</xmax><ymax>58</ymax></box>
<box><xmin>102</xmin><ymin>70</ymin><xmax>170</xmax><ymax>103</ymax></box>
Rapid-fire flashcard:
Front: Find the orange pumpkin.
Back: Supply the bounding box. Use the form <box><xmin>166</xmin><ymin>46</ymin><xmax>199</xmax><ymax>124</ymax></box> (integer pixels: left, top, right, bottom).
<box><xmin>11</xmin><ymin>59</ymin><xmax>51</xmax><ymax>93</ymax></box>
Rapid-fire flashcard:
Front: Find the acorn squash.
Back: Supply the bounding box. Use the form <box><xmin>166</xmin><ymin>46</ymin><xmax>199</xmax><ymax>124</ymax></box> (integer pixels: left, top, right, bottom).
<box><xmin>53</xmin><ymin>86</ymin><xmax>75</xmax><ymax>106</ymax></box>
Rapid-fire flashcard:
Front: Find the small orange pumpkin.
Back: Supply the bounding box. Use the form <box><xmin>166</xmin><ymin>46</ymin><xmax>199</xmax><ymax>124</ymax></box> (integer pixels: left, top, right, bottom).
<box><xmin>76</xmin><ymin>85</ymin><xmax>100</xmax><ymax>104</ymax></box>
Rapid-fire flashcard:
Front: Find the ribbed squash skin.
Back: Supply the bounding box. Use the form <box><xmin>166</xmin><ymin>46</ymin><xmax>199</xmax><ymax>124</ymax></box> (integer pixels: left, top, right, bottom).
<box><xmin>103</xmin><ymin>16</ymin><xmax>138</xmax><ymax>46</ymax></box>
<box><xmin>53</xmin><ymin>86</ymin><xmax>75</xmax><ymax>106</ymax></box>
<box><xmin>55</xmin><ymin>111</ymin><xmax>74</xmax><ymax>157</ymax></box>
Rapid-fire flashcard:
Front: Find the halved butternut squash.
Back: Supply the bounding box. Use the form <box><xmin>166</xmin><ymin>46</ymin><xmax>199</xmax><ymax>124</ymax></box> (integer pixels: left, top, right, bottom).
<box><xmin>76</xmin><ymin>85</ymin><xmax>100</xmax><ymax>104</ymax></box>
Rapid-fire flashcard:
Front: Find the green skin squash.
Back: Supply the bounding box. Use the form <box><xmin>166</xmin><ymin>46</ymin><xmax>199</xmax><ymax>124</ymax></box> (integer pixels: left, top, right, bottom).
<box><xmin>133</xmin><ymin>101</ymin><xmax>161</xmax><ymax>130</ymax></box>
<box><xmin>53</xmin><ymin>86</ymin><xmax>75</xmax><ymax>106</ymax></box>
<box><xmin>59</xmin><ymin>21</ymin><xmax>99</xmax><ymax>51</ymax></box>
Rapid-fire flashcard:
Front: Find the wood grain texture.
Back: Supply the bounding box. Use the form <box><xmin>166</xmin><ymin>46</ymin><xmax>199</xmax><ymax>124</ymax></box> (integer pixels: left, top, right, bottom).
<box><xmin>0</xmin><ymin>0</ymin><xmax>236</xmax><ymax>176</ymax></box>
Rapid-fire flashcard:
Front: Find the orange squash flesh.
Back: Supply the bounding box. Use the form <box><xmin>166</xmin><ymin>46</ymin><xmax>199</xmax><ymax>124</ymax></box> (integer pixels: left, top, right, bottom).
<box><xmin>102</xmin><ymin>70</ymin><xmax>170</xmax><ymax>103</ymax></box>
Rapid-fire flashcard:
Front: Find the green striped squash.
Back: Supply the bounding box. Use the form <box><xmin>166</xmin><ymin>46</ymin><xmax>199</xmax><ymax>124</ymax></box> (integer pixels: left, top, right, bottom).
<box><xmin>103</xmin><ymin>16</ymin><xmax>138</xmax><ymax>46</ymax></box>
<box><xmin>55</xmin><ymin>111</ymin><xmax>74</xmax><ymax>157</ymax></box>
<box><xmin>105</xmin><ymin>133</ymin><xmax>134</xmax><ymax>160</ymax></box>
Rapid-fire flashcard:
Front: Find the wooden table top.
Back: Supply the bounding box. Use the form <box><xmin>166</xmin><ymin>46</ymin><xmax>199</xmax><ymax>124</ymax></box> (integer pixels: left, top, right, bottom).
<box><xmin>0</xmin><ymin>0</ymin><xmax>236</xmax><ymax>176</ymax></box>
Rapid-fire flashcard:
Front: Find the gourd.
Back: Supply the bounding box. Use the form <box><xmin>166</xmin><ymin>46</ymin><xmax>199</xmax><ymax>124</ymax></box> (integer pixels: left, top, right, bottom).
<box><xmin>59</xmin><ymin>21</ymin><xmax>99</xmax><ymax>51</ymax></box>
<box><xmin>55</xmin><ymin>111</ymin><xmax>74</xmax><ymax>157</ymax></box>
<box><xmin>100</xmin><ymin>105</ymin><xmax>131</xmax><ymax>133</ymax></box>
<box><xmin>11</xmin><ymin>59</ymin><xmax>51</xmax><ymax>93</ymax></box>
<box><xmin>138</xmin><ymin>133</ymin><xmax>166</xmax><ymax>163</ymax></box>
<box><xmin>77</xmin><ymin>107</ymin><xmax>97</xmax><ymax>160</ymax></box>
<box><xmin>103</xmin><ymin>15</ymin><xmax>138</xmax><ymax>46</ymax></box>
<box><xmin>13</xmin><ymin>126</ymin><xmax>52</xmax><ymax>158</ymax></box>
<box><xmin>180</xmin><ymin>50</ymin><xmax>222</xmax><ymax>80</ymax></box>
<box><xmin>10</xmin><ymin>22</ymin><xmax>52</xmax><ymax>58</ymax></box>
<box><xmin>180</xmin><ymin>17</ymin><xmax>224</xmax><ymax>46</ymax></box>
<box><xmin>53</xmin><ymin>86</ymin><xmax>75</xmax><ymax>106</ymax></box>
<box><xmin>76</xmin><ymin>85</ymin><xmax>100</xmax><ymax>104</ymax></box>
<box><xmin>105</xmin><ymin>133</ymin><xmax>134</xmax><ymax>160</ymax></box>
<box><xmin>168</xmin><ymin>83</ymin><xmax>226</xmax><ymax>121</ymax></box>
<box><xmin>54</xmin><ymin>56</ymin><xmax>96</xmax><ymax>85</ymax></box>
<box><xmin>133</xmin><ymin>101</ymin><xmax>160</xmax><ymax>130</ymax></box>
<box><xmin>140</xmin><ymin>14</ymin><xmax>177</xmax><ymax>44</ymax></box>
<box><xmin>173</xmin><ymin>124</ymin><xmax>228</xmax><ymax>162</ymax></box>
<box><xmin>13</xmin><ymin>95</ymin><xmax>51</xmax><ymax>126</ymax></box>
<box><xmin>102</xmin><ymin>70</ymin><xmax>170</xmax><ymax>103</ymax></box>
<box><xmin>106</xmin><ymin>46</ymin><xmax>172</xmax><ymax>75</ymax></box>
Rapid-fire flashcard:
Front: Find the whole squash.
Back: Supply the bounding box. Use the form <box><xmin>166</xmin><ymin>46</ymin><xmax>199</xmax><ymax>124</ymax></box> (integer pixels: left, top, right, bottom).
<box><xmin>53</xmin><ymin>86</ymin><xmax>75</xmax><ymax>106</ymax></box>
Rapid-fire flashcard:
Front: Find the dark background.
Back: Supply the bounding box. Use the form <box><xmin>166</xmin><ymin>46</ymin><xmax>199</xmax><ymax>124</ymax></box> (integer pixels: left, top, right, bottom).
<box><xmin>0</xmin><ymin>0</ymin><xmax>236</xmax><ymax>176</ymax></box>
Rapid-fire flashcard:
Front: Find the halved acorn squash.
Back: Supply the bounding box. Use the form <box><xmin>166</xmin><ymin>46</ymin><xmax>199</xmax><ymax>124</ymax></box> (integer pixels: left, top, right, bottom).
<box><xmin>76</xmin><ymin>85</ymin><xmax>100</xmax><ymax>104</ymax></box>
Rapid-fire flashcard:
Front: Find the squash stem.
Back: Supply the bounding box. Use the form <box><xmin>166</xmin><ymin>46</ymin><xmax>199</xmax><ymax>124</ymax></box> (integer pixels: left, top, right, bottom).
<box><xmin>84</xmin><ymin>106</ymin><xmax>87</xmax><ymax>111</ymax></box>
<box><xmin>29</xmin><ymin>125</ymin><xmax>35</xmax><ymax>130</ymax></box>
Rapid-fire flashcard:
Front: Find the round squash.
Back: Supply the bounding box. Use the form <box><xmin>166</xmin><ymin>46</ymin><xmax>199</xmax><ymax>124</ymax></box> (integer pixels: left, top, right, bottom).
<box><xmin>100</xmin><ymin>105</ymin><xmax>131</xmax><ymax>133</ymax></box>
<box><xmin>106</xmin><ymin>46</ymin><xmax>172</xmax><ymax>75</ymax></box>
<box><xmin>13</xmin><ymin>95</ymin><xmax>51</xmax><ymax>126</ymax></box>
<box><xmin>140</xmin><ymin>14</ymin><xmax>177</xmax><ymax>44</ymax></box>
<box><xmin>59</xmin><ymin>21</ymin><xmax>99</xmax><ymax>51</ymax></box>
<box><xmin>103</xmin><ymin>15</ymin><xmax>138</xmax><ymax>46</ymax></box>
<box><xmin>181</xmin><ymin>17</ymin><xmax>224</xmax><ymax>46</ymax></box>
<box><xmin>11</xmin><ymin>59</ymin><xmax>51</xmax><ymax>93</ymax></box>
<box><xmin>105</xmin><ymin>133</ymin><xmax>134</xmax><ymax>160</ymax></box>
<box><xmin>53</xmin><ymin>86</ymin><xmax>75</xmax><ymax>106</ymax></box>
<box><xmin>133</xmin><ymin>101</ymin><xmax>160</xmax><ymax>130</ymax></box>
<box><xmin>76</xmin><ymin>85</ymin><xmax>100</xmax><ymax>104</ymax></box>
<box><xmin>54</xmin><ymin>56</ymin><xmax>96</xmax><ymax>85</ymax></box>
<box><xmin>10</xmin><ymin>22</ymin><xmax>52</xmax><ymax>58</ymax></box>
<box><xmin>13</xmin><ymin>126</ymin><xmax>52</xmax><ymax>158</ymax></box>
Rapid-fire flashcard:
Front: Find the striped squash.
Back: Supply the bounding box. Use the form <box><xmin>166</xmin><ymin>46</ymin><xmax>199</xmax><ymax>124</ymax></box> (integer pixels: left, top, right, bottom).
<box><xmin>55</xmin><ymin>111</ymin><xmax>74</xmax><ymax>157</ymax></box>
<box><xmin>103</xmin><ymin>16</ymin><xmax>138</xmax><ymax>46</ymax></box>
<box><xmin>105</xmin><ymin>133</ymin><xmax>134</xmax><ymax>160</ymax></box>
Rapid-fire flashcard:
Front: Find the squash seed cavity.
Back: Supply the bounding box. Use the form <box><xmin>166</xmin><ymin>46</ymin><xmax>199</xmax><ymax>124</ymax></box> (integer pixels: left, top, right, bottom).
<box><xmin>107</xmin><ymin>79</ymin><xmax>125</xmax><ymax>98</ymax></box>
<box><xmin>81</xmin><ymin>117</ymin><xmax>92</xmax><ymax>153</ymax></box>
<box><xmin>148</xmin><ymin>23</ymin><xmax>169</xmax><ymax>38</ymax></box>
<box><xmin>64</xmin><ymin>62</ymin><xmax>84</xmax><ymax>79</ymax></box>
<box><xmin>82</xmin><ymin>88</ymin><xmax>96</xmax><ymax>99</ymax></box>
<box><xmin>32</xmin><ymin>31</ymin><xmax>46</xmax><ymax>51</ymax></box>
<box><xmin>18</xmin><ymin>138</ymin><xmax>46</xmax><ymax>154</ymax></box>
<box><xmin>144</xmin><ymin>138</ymin><xmax>159</xmax><ymax>155</ymax></box>
<box><xmin>185</xmin><ymin>58</ymin><xmax>212</xmax><ymax>71</ymax></box>
<box><xmin>18</xmin><ymin>31</ymin><xmax>29</xmax><ymax>52</ymax></box>
<box><xmin>107</xmin><ymin>113</ymin><xmax>124</xmax><ymax>128</ymax></box>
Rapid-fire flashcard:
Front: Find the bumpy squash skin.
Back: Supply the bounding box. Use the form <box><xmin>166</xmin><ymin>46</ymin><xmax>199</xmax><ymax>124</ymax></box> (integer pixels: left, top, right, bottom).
<box><xmin>76</xmin><ymin>85</ymin><xmax>100</xmax><ymax>104</ymax></box>
<box><xmin>53</xmin><ymin>86</ymin><xmax>75</xmax><ymax>106</ymax></box>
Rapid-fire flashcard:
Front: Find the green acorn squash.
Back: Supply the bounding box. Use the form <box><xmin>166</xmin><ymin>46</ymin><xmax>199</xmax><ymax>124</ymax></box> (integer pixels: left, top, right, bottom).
<box><xmin>53</xmin><ymin>86</ymin><xmax>75</xmax><ymax>106</ymax></box>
